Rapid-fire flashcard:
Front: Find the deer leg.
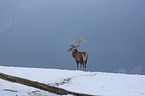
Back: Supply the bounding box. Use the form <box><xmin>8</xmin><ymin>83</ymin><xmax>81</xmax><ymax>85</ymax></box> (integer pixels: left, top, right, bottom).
<box><xmin>80</xmin><ymin>64</ymin><xmax>82</xmax><ymax>70</ymax></box>
<box><xmin>83</xmin><ymin>64</ymin><xmax>84</xmax><ymax>71</ymax></box>
<box><xmin>77</xmin><ymin>62</ymin><xmax>79</xmax><ymax>70</ymax></box>
<box><xmin>85</xmin><ymin>63</ymin><xmax>87</xmax><ymax>71</ymax></box>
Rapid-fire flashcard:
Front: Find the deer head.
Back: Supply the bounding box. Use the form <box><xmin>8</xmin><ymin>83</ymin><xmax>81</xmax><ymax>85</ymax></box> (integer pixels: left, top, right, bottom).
<box><xmin>67</xmin><ymin>38</ymin><xmax>86</xmax><ymax>52</ymax></box>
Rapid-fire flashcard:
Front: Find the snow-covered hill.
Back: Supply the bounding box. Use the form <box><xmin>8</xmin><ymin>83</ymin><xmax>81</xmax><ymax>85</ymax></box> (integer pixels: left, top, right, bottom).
<box><xmin>0</xmin><ymin>66</ymin><xmax>145</xmax><ymax>96</ymax></box>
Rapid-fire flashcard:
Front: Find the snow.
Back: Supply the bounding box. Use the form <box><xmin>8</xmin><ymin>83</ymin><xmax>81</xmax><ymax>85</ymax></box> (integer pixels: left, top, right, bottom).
<box><xmin>0</xmin><ymin>66</ymin><xmax>145</xmax><ymax>96</ymax></box>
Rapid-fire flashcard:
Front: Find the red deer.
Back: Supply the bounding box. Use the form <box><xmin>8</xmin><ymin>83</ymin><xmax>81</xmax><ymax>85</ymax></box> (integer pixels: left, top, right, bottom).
<box><xmin>67</xmin><ymin>39</ymin><xmax>88</xmax><ymax>71</ymax></box>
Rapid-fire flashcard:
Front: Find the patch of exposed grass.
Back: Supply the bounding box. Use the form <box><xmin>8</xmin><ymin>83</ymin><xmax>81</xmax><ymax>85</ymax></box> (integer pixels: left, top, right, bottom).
<box><xmin>3</xmin><ymin>89</ymin><xmax>18</xmax><ymax>92</ymax></box>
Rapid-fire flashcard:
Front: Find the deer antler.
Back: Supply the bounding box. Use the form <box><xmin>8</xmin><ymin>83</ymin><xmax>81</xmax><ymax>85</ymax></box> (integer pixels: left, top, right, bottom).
<box><xmin>69</xmin><ymin>43</ymin><xmax>75</xmax><ymax>47</ymax></box>
<box><xmin>69</xmin><ymin>38</ymin><xmax>86</xmax><ymax>48</ymax></box>
<box><xmin>75</xmin><ymin>38</ymin><xmax>86</xmax><ymax>47</ymax></box>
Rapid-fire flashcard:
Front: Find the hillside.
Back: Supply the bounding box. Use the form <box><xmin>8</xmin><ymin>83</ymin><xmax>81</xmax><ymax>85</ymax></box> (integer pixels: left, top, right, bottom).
<box><xmin>0</xmin><ymin>66</ymin><xmax>145</xmax><ymax>96</ymax></box>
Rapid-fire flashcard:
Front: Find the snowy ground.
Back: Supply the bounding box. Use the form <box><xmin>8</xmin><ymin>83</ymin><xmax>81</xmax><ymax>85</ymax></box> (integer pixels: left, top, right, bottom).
<box><xmin>0</xmin><ymin>66</ymin><xmax>145</xmax><ymax>96</ymax></box>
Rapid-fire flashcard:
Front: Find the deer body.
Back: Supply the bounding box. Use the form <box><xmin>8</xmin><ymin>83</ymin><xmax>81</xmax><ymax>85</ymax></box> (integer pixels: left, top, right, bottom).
<box><xmin>68</xmin><ymin>39</ymin><xmax>88</xmax><ymax>71</ymax></box>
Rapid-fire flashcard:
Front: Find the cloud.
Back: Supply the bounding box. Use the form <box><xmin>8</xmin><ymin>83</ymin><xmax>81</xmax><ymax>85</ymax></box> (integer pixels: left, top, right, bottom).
<box><xmin>118</xmin><ymin>68</ymin><xmax>127</xmax><ymax>73</ymax></box>
<box><xmin>132</xmin><ymin>65</ymin><xmax>142</xmax><ymax>74</ymax></box>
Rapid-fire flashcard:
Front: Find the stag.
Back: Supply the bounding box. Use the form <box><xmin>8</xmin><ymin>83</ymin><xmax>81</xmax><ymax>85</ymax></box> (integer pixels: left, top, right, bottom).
<box><xmin>67</xmin><ymin>39</ymin><xmax>88</xmax><ymax>71</ymax></box>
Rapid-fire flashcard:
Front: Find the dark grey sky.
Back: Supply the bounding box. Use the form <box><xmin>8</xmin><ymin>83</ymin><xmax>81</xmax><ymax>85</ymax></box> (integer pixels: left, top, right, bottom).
<box><xmin>0</xmin><ymin>0</ymin><xmax>145</xmax><ymax>74</ymax></box>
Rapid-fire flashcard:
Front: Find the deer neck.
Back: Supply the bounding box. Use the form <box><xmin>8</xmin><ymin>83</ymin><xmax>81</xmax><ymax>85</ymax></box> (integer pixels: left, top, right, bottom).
<box><xmin>72</xmin><ymin>49</ymin><xmax>78</xmax><ymax>58</ymax></box>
